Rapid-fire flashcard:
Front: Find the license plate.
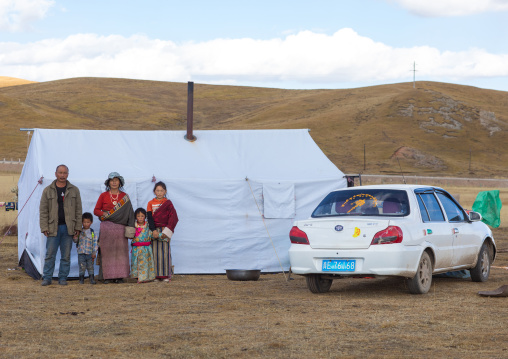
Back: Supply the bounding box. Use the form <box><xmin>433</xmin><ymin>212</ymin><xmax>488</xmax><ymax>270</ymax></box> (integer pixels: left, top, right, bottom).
<box><xmin>322</xmin><ymin>259</ymin><xmax>356</xmax><ymax>272</ymax></box>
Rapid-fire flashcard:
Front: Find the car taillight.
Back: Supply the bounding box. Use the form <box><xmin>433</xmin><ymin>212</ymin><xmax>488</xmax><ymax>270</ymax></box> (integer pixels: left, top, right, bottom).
<box><xmin>290</xmin><ymin>226</ymin><xmax>309</xmax><ymax>245</ymax></box>
<box><xmin>371</xmin><ymin>226</ymin><xmax>403</xmax><ymax>245</ymax></box>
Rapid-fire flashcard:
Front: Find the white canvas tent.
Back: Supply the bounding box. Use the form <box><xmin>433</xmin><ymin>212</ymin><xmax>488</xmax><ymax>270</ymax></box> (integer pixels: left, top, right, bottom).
<box><xmin>18</xmin><ymin>128</ymin><xmax>346</xmax><ymax>278</ymax></box>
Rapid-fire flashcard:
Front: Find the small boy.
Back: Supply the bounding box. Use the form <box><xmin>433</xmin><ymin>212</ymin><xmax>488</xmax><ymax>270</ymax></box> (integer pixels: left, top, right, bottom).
<box><xmin>74</xmin><ymin>212</ymin><xmax>97</xmax><ymax>284</ymax></box>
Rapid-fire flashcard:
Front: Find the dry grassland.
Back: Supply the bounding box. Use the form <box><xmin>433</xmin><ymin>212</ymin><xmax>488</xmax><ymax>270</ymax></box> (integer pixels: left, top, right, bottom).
<box><xmin>0</xmin><ymin>76</ymin><xmax>36</xmax><ymax>88</ymax></box>
<box><xmin>0</xmin><ymin>173</ymin><xmax>19</xmax><ymax>233</ymax></box>
<box><xmin>1</xmin><ymin>170</ymin><xmax>508</xmax><ymax>358</ymax></box>
<box><xmin>1</xmin><ymin>79</ymin><xmax>507</xmax><ymax>177</ymax></box>
<box><xmin>0</xmin><ymin>230</ymin><xmax>507</xmax><ymax>359</ymax></box>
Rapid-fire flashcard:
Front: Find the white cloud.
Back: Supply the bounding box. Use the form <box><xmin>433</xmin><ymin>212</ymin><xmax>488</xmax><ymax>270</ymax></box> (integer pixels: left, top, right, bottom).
<box><xmin>1</xmin><ymin>30</ymin><xmax>507</xmax><ymax>89</ymax></box>
<box><xmin>0</xmin><ymin>0</ymin><xmax>55</xmax><ymax>32</ymax></box>
<box><xmin>389</xmin><ymin>0</ymin><xmax>508</xmax><ymax>17</ymax></box>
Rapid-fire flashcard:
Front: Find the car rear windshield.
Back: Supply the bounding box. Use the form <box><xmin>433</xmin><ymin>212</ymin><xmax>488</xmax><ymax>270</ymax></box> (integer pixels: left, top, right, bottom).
<box><xmin>311</xmin><ymin>189</ymin><xmax>410</xmax><ymax>218</ymax></box>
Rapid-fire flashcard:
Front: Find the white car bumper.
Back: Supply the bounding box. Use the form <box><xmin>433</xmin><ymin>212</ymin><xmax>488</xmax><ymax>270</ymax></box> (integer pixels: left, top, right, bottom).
<box><xmin>289</xmin><ymin>244</ymin><xmax>424</xmax><ymax>278</ymax></box>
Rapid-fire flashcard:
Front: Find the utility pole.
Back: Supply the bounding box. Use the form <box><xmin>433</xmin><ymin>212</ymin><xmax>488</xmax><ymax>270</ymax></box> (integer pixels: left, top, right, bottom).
<box><xmin>363</xmin><ymin>144</ymin><xmax>366</xmax><ymax>171</ymax></box>
<box><xmin>469</xmin><ymin>147</ymin><xmax>472</xmax><ymax>172</ymax></box>
<box><xmin>412</xmin><ymin>61</ymin><xmax>417</xmax><ymax>88</ymax></box>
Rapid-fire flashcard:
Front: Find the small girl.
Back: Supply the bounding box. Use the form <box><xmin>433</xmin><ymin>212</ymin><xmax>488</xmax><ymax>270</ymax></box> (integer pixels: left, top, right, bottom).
<box><xmin>131</xmin><ymin>208</ymin><xmax>155</xmax><ymax>283</ymax></box>
<box><xmin>147</xmin><ymin>181</ymin><xmax>179</xmax><ymax>282</ymax></box>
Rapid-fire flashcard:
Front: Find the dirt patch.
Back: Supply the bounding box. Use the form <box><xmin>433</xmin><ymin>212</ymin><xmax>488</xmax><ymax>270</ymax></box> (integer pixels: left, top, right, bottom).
<box><xmin>1</xmin><ymin>229</ymin><xmax>507</xmax><ymax>358</ymax></box>
<box><xmin>391</xmin><ymin>146</ymin><xmax>446</xmax><ymax>170</ymax></box>
<box><xmin>1</xmin><ymin>224</ymin><xmax>17</xmax><ymax>236</ymax></box>
<box><xmin>0</xmin><ymin>163</ymin><xmax>23</xmax><ymax>173</ymax></box>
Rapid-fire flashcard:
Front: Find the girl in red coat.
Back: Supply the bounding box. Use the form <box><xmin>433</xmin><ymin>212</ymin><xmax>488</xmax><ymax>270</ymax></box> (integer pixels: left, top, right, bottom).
<box><xmin>147</xmin><ymin>181</ymin><xmax>179</xmax><ymax>282</ymax></box>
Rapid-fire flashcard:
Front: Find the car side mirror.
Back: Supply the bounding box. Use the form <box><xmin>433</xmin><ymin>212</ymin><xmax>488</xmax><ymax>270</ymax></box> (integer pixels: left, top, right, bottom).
<box><xmin>468</xmin><ymin>211</ymin><xmax>482</xmax><ymax>222</ymax></box>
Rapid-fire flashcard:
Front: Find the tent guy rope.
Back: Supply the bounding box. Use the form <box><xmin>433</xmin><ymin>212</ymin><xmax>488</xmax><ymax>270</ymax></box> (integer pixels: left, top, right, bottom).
<box><xmin>0</xmin><ymin>176</ymin><xmax>43</xmax><ymax>245</ymax></box>
<box><xmin>245</xmin><ymin>177</ymin><xmax>287</xmax><ymax>281</ymax></box>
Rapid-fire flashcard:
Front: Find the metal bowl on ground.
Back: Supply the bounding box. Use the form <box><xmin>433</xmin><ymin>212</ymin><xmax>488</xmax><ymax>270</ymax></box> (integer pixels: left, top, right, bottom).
<box><xmin>226</xmin><ymin>269</ymin><xmax>261</xmax><ymax>281</ymax></box>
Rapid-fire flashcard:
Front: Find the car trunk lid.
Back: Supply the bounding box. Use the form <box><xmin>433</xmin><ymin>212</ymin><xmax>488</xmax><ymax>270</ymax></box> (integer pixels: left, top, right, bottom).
<box><xmin>299</xmin><ymin>218</ymin><xmax>391</xmax><ymax>249</ymax></box>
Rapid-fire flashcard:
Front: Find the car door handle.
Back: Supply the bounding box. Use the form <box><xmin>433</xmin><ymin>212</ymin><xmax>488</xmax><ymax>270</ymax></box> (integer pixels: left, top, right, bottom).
<box><xmin>453</xmin><ymin>228</ymin><xmax>459</xmax><ymax>234</ymax></box>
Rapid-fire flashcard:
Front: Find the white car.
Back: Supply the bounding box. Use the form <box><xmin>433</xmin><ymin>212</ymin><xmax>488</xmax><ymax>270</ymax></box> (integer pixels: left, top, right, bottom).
<box><xmin>288</xmin><ymin>185</ymin><xmax>496</xmax><ymax>294</ymax></box>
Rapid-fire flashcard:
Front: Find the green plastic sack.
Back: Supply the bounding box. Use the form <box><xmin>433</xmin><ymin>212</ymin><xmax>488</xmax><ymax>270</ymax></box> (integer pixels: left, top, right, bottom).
<box><xmin>471</xmin><ymin>190</ymin><xmax>502</xmax><ymax>228</ymax></box>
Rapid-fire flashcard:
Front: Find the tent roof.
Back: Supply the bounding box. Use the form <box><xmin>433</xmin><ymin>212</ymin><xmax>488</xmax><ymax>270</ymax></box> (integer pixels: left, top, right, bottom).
<box><xmin>27</xmin><ymin>128</ymin><xmax>343</xmax><ymax>182</ymax></box>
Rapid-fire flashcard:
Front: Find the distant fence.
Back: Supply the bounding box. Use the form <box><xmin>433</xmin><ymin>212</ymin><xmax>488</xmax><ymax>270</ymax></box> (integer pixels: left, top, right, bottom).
<box><xmin>0</xmin><ymin>159</ymin><xmax>24</xmax><ymax>164</ymax></box>
<box><xmin>358</xmin><ymin>174</ymin><xmax>508</xmax><ymax>188</ymax></box>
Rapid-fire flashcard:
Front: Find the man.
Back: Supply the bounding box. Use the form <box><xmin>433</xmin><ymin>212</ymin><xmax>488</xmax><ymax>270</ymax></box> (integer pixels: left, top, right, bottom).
<box><xmin>39</xmin><ymin>164</ymin><xmax>82</xmax><ymax>286</ymax></box>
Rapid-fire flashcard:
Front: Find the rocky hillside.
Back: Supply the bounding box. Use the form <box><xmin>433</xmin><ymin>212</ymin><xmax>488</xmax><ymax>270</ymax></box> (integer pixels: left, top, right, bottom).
<box><xmin>0</xmin><ymin>78</ymin><xmax>506</xmax><ymax>176</ymax></box>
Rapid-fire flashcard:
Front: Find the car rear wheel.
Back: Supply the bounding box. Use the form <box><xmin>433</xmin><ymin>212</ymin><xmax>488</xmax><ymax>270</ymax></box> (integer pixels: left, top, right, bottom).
<box><xmin>407</xmin><ymin>251</ymin><xmax>432</xmax><ymax>294</ymax></box>
<box><xmin>306</xmin><ymin>274</ymin><xmax>333</xmax><ymax>293</ymax></box>
<box><xmin>470</xmin><ymin>243</ymin><xmax>491</xmax><ymax>282</ymax></box>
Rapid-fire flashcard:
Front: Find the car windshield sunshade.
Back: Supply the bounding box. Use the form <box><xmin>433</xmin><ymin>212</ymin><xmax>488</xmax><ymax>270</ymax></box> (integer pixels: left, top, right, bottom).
<box><xmin>311</xmin><ymin>189</ymin><xmax>410</xmax><ymax>218</ymax></box>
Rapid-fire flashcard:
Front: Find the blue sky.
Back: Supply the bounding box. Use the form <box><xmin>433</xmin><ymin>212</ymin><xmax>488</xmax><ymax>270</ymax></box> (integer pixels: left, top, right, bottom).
<box><xmin>1</xmin><ymin>0</ymin><xmax>508</xmax><ymax>91</ymax></box>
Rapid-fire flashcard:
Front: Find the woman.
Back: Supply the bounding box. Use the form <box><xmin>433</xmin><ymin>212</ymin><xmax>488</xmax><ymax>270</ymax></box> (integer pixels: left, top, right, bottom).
<box><xmin>94</xmin><ymin>172</ymin><xmax>135</xmax><ymax>283</ymax></box>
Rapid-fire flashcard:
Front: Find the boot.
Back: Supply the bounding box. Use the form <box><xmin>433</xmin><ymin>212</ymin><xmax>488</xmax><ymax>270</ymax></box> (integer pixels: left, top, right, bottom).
<box><xmin>89</xmin><ymin>274</ymin><xmax>96</xmax><ymax>285</ymax></box>
<box><xmin>79</xmin><ymin>275</ymin><xmax>85</xmax><ymax>284</ymax></box>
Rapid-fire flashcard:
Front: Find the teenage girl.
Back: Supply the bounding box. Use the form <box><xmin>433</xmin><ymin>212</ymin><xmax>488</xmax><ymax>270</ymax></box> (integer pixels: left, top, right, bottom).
<box><xmin>147</xmin><ymin>181</ymin><xmax>179</xmax><ymax>282</ymax></box>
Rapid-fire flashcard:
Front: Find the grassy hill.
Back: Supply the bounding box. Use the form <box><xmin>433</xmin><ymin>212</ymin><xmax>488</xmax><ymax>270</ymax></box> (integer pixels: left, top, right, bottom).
<box><xmin>0</xmin><ymin>77</ymin><xmax>507</xmax><ymax>176</ymax></box>
<box><xmin>0</xmin><ymin>76</ymin><xmax>36</xmax><ymax>88</ymax></box>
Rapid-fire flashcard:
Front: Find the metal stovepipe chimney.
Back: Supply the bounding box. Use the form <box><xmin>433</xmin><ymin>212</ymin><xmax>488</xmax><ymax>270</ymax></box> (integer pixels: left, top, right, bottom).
<box><xmin>184</xmin><ymin>81</ymin><xmax>196</xmax><ymax>142</ymax></box>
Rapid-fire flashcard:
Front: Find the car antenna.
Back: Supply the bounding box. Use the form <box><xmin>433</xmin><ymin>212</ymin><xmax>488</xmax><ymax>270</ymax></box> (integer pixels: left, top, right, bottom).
<box><xmin>396</xmin><ymin>157</ymin><xmax>407</xmax><ymax>184</ymax></box>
